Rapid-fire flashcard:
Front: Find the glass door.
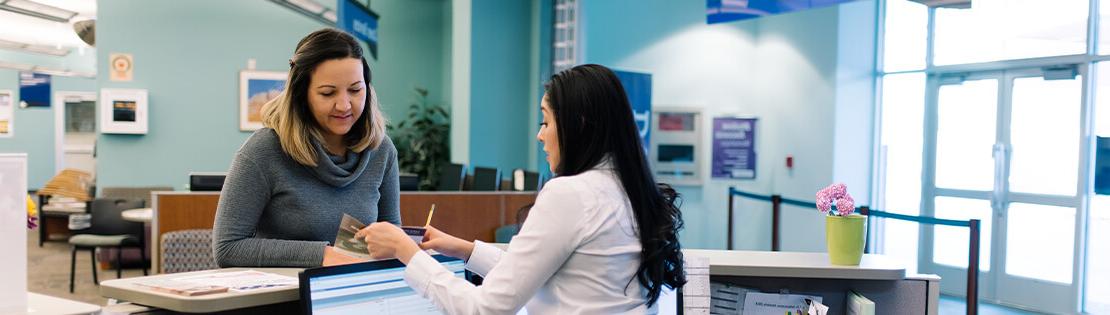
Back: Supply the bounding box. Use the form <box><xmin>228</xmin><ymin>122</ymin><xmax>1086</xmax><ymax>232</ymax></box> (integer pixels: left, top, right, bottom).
<box><xmin>921</xmin><ymin>66</ymin><xmax>1086</xmax><ymax>314</ymax></box>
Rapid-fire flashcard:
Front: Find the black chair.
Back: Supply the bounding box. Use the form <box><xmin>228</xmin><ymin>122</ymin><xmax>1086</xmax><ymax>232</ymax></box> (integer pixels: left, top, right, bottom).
<box><xmin>436</xmin><ymin>163</ymin><xmax>465</xmax><ymax>191</ymax></box>
<box><xmin>399</xmin><ymin>174</ymin><xmax>420</xmax><ymax>191</ymax></box>
<box><xmin>511</xmin><ymin>169</ymin><xmax>541</xmax><ymax>191</ymax></box>
<box><xmin>68</xmin><ymin>198</ymin><xmax>147</xmax><ymax>293</ymax></box>
<box><xmin>470</xmin><ymin>167</ymin><xmax>502</xmax><ymax>191</ymax></box>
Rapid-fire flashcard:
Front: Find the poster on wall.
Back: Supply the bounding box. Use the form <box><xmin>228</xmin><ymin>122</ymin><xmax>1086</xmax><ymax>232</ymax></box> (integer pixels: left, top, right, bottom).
<box><xmin>706</xmin><ymin>0</ymin><xmax>865</xmax><ymax>24</ymax></box>
<box><xmin>100</xmin><ymin>89</ymin><xmax>148</xmax><ymax>134</ymax></box>
<box><xmin>239</xmin><ymin>71</ymin><xmax>287</xmax><ymax>131</ymax></box>
<box><xmin>337</xmin><ymin>0</ymin><xmax>380</xmax><ymax>59</ymax></box>
<box><xmin>18</xmin><ymin>72</ymin><xmax>49</xmax><ymax>108</ymax></box>
<box><xmin>711</xmin><ymin>117</ymin><xmax>757</xmax><ymax>179</ymax></box>
<box><xmin>614</xmin><ymin>70</ymin><xmax>652</xmax><ymax>154</ymax></box>
<box><xmin>0</xmin><ymin>90</ymin><xmax>12</xmax><ymax>137</ymax></box>
<box><xmin>110</xmin><ymin>53</ymin><xmax>134</xmax><ymax>82</ymax></box>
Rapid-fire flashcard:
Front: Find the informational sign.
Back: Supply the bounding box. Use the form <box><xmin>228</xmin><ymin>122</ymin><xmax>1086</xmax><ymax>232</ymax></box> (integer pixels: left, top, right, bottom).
<box><xmin>613</xmin><ymin>70</ymin><xmax>652</xmax><ymax>155</ymax></box>
<box><xmin>337</xmin><ymin>0</ymin><xmax>379</xmax><ymax>59</ymax></box>
<box><xmin>707</xmin><ymin>0</ymin><xmax>864</xmax><ymax>24</ymax></box>
<box><xmin>110</xmin><ymin>53</ymin><xmax>134</xmax><ymax>82</ymax></box>
<box><xmin>0</xmin><ymin>90</ymin><xmax>12</xmax><ymax>137</ymax></box>
<box><xmin>711</xmin><ymin>117</ymin><xmax>757</xmax><ymax>179</ymax></box>
<box><xmin>18</xmin><ymin>72</ymin><xmax>49</xmax><ymax>108</ymax></box>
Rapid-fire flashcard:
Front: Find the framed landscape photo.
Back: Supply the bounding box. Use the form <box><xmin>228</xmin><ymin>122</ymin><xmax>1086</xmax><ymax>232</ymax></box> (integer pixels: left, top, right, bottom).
<box><xmin>239</xmin><ymin>70</ymin><xmax>287</xmax><ymax>131</ymax></box>
<box><xmin>100</xmin><ymin>88</ymin><xmax>148</xmax><ymax>134</ymax></box>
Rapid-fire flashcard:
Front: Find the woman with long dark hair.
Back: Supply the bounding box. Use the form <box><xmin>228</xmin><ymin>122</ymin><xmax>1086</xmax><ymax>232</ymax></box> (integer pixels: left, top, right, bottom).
<box><xmin>360</xmin><ymin>64</ymin><xmax>685</xmax><ymax>314</ymax></box>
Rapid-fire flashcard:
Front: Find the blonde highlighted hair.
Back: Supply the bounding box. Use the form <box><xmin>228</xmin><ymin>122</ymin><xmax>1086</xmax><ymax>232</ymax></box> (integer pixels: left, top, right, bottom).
<box><xmin>261</xmin><ymin>28</ymin><xmax>387</xmax><ymax>167</ymax></box>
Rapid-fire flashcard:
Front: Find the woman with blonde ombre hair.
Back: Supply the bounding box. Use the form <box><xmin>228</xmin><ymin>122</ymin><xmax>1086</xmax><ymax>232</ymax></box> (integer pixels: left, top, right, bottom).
<box><xmin>213</xmin><ymin>28</ymin><xmax>400</xmax><ymax>268</ymax></box>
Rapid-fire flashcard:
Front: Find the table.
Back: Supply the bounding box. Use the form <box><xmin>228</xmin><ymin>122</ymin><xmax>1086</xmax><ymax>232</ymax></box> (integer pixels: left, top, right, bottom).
<box><xmin>121</xmin><ymin>207</ymin><xmax>152</xmax><ymax>223</ymax></box>
<box><xmin>27</xmin><ymin>292</ymin><xmax>101</xmax><ymax>315</ymax></box>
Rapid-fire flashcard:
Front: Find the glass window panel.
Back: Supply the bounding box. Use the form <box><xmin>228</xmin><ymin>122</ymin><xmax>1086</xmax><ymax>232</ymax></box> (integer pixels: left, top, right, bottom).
<box><xmin>933</xmin><ymin>197</ymin><xmax>992</xmax><ymax>271</ymax></box>
<box><xmin>880</xmin><ymin>73</ymin><xmax>926</xmax><ymax>214</ymax></box>
<box><xmin>934</xmin><ymin>0</ymin><xmax>1088</xmax><ymax>66</ymax></box>
<box><xmin>935</xmin><ymin>79</ymin><xmax>998</xmax><ymax>191</ymax></box>
<box><xmin>1087</xmin><ymin>196</ymin><xmax>1110</xmax><ymax>313</ymax></box>
<box><xmin>883</xmin><ymin>0</ymin><xmax>928</xmax><ymax>72</ymax></box>
<box><xmin>1009</xmin><ymin>76</ymin><xmax>1081</xmax><ymax>196</ymax></box>
<box><xmin>1005</xmin><ymin>203</ymin><xmax>1075</xmax><ymax>284</ymax></box>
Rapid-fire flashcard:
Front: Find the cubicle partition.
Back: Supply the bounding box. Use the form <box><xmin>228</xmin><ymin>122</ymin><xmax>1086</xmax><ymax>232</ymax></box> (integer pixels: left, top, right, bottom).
<box><xmin>150</xmin><ymin>191</ymin><xmax>536</xmax><ymax>273</ymax></box>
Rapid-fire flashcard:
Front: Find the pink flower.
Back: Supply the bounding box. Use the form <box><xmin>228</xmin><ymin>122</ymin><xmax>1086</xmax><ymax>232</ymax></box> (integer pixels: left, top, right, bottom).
<box><xmin>816</xmin><ymin>183</ymin><xmax>855</xmax><ymax>216</ymax></box>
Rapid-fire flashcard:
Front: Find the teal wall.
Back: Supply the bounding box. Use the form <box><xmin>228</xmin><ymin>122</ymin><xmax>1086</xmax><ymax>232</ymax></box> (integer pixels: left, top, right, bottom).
<box><xmin>580</xmin><ymin>0</ymin><xmax>876</xmax><ymax>250</ymax></box>
<box><xmin>94</xmin><ymin>0</ymin><xmax>449</xmax><ymax>190</ymax></box>
<box><xmin>0</xmin><ymin>69</ymin><xmax>96</xmax><ymax>189</ymax></box>
<box><xmin>466</xmin><ymin>0</ymin><xmax>534</xmax><ymax>172</ymax></box>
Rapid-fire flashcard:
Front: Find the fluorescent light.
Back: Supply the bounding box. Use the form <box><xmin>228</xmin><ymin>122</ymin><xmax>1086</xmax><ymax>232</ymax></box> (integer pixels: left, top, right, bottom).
<box><xmin>323</xmin><ymin>10</ymin><xmax>336</xmax><ymax>23</ymax></box>
<box><xmin>286</xmin><ymin>0</ymin><xmax>325</xmax><ymax>14</ymax></box>
<box><xmin>1</xmin><ymin>0</ymin><xmax>77</xmax><ymax>22</ymax></box>
<box><xmin>0</xmin><ymin>37</ymin><xmax>70</xmax><ymax>56</ymax></box>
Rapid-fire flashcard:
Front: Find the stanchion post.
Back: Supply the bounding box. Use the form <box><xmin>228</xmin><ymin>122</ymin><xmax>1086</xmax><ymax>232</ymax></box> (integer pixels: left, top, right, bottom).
<box><xmin>727</xmin><ymin>189</ymin><xmax>734</xmax><ymax>250</ymax></box>
<box><xmin>968</xmin><ymin>219</ymin><xmax>980</xmax><ymax>315</ymax></box>
<box><xmin>771</xmin><ymin>195</ymin><xmax>782</xmax><ymax>252</ymax></box>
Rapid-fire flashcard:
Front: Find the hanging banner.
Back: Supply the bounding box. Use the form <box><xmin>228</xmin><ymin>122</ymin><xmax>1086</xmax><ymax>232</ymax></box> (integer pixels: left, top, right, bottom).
<box><xmin>614</xmin><ymin>70</ymin><xmax>652</xmax><ymax>155</ymax></box>
<box><xmin>18</xmin><ymin>72</ymin><xmax>50</xmax><ymax>108</ymax></box>
<box><xmin>711</xmin><ymin>117</ymin><xmax>757</xmax><ymax>179</ymax></box>
<box><xmin>707</xmin><ymin>0</ymin><xmax>865</xmax><ymax>24</ymax></box>
<box><xmin>337</xmin><ymin>0</ymin><xmax>380</xmax><ymax>59</ymax></box>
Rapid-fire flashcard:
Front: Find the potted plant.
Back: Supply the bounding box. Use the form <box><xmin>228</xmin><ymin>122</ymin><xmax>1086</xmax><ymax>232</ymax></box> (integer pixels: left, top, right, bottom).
<box><xmin>388</xmin><ymin>87</ymin><xmax>450</xmax><ymax>191</ymax></box>
<box><xmin>816</xmin><ymin>183</ymin><xmax>865</xmax><ymax>265</ymax></box>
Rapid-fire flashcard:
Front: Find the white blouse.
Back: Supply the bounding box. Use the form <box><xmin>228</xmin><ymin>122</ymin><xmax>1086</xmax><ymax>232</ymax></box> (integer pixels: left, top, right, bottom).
<box><xmin>403</xmin><ymin>165</ymin><xmax>655</xmax><ymax>314</ymax></box>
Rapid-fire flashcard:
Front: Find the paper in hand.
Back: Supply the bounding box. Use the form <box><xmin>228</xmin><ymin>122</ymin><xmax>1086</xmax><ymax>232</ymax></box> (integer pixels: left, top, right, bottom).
<box><xmin>334</xmin><ymin>213</ymin><xmax>371</xmax><ymax>259</ymax></box>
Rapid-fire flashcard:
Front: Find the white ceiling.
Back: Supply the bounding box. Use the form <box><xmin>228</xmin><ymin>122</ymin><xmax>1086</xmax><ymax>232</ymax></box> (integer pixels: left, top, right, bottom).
<box><xmin>0</xmin><ymin>0</ymin><xmax>96</xmax><ymax>52</ymax></box>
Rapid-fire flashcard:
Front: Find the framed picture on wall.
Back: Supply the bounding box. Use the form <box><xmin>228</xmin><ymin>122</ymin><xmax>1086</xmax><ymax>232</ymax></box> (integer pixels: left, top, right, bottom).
<box><xmin>0</xmin><ymin>90</ymin><xmax>13</xmax><ymax>138</ymax></box>
<box><xmin>100</xmin><ymin>88</ymin><xmax>148</xmax><ymax>134</ymax></box>
<box><xmin>239</xmin><ymin>70</ymin><xmax>287</xmax><ymax>131</ymax></box>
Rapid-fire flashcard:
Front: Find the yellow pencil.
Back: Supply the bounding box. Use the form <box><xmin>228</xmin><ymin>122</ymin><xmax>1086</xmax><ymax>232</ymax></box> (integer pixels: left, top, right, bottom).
<box><xmin>425</xmin><ymin>204</ymin><xmax>436</xmax><ymax>227</ymax></box>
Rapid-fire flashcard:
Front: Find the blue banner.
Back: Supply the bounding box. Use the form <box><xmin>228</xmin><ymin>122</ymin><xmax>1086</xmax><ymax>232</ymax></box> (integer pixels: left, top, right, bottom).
<box><xmin>19</xmin><ymin>72</ymin><xmax>50</xmax><ymax>108</ymax></box>
<box><xmin>707</xmin><ymin>0</ymin><xmax>863</xmax><ymax>24</ymax></box>
<box><xmin>337</xmin><ymin>0</ymin><xmax>379</xmax><ymax>58</ymax></box>
<box><xmin>614</xmin><ymin>70</ymin><xmax>652</xmax><ymax>155</ymax></box>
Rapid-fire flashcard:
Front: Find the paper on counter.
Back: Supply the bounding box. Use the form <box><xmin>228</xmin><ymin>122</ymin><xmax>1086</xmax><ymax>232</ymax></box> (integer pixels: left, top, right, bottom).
<box><xmin>171</xmin><ymin>270</ymin><xmax>297</xmax><ymax>292</ymax></box>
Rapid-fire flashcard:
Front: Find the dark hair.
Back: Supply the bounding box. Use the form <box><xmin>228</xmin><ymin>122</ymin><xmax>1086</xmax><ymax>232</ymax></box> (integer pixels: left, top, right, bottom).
<box><xmin>544</xmin><ymin>64</ymin><xmax>686</xmax><ymax>306</ymax></box>
<box><xmin>263</xmin><ymin>28</ymin><xmax>386</xmax><ymax>166</ymax></box>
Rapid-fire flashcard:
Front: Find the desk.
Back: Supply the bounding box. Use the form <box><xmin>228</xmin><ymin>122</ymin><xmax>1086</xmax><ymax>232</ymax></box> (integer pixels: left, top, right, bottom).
<box><xmin>100</xmin><ymin>268</ymin><xmax>302</xmax><ymax>313</ymax></box>
<box><xmin>104</xmin><ymin>249</ymin><xmax>937</xmax><ymax>314</ymax></box>
<box><xmin>27</xmin><ymin>292</ymin><xmax>101</xmax><ymax>315</ymax></box>
<box><xmin>122</xmin><ymin>208</ymin><xmax>153</xmax><ymax>223</ymax></box>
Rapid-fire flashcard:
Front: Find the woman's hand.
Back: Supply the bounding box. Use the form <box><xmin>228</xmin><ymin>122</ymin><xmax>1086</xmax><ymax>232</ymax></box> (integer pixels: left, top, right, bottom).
<box><xmin>322</xmin><ymin>246</ymin><xmax>365</xmax><ymax>266</ymax></box>
<box><xmin>357</xmin><ymin>222</ymin><xmax>422</xmax><ymax>264</ymax></box>
<box><xmin>419</xmin><ymin>225</ymin><xmax>475</xmax><ymax>260</ymax></box>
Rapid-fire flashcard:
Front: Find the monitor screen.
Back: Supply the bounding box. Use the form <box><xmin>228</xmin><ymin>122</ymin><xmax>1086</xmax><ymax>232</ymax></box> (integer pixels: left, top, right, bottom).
<box><xmin>304</xmin><ymin>259</ymin><xmax>465</xmax><ymax>315</ymax></box>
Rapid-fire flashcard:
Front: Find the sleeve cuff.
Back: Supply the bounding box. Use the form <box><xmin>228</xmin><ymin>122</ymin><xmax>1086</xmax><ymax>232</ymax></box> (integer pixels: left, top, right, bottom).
<box><xmin>464</xmin><ymin>240</ymin><xmax>503</xmax><ymax>277</ymax></box>
<box><xmin>404</xmin><ymin>250</ymin><xmax>441</xmax><ymax>296</ymax></box>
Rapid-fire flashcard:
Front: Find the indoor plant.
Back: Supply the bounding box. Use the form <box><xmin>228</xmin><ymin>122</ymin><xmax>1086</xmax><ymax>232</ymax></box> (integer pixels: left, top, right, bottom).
<box><xmin>816</xmin><ymin>183</ymin><xmax>865</xmax><ymax>265</ymax></box>
<box><xmin>388</xmin><ymin>87</ymin><xmax>450</xmax><ymax>191</ymax></box>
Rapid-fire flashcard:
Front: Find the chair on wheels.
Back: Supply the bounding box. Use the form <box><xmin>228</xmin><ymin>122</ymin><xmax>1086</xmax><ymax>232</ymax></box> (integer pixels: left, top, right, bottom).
<box><xmin>469</xmin><ymin>167</ymin><xmax>502</xmax><ymax>191</ymax></box>
<box><xmin>68</xmin><ymin>198</ymin><xmax>147</xmax><ymax>293</ymax></box>
<box><xmin>436</xmin><ymin>163</ymin><xmax>466</xmax><ymax>191</ymax></box>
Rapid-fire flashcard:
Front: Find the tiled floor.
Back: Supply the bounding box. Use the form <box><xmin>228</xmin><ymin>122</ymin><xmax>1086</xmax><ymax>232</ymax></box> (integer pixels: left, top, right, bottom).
<box><xmin>939</xmin><ymin>295</ymin><xmax>1049</xmax><ymax>315</ymax></box>
<box><xmin>26</xmin><ymin>230</ymin><xmax>147</xmax><ymax>306</ymax></box>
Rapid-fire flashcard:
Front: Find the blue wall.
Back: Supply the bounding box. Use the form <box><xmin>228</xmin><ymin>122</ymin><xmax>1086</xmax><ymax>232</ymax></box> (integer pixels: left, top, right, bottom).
<box><xmin>0</xmin><ymin>69</ymin><xmax>96</xmax><ymax>189</ymax></box>
<box><xmin>94</xmin><ymin>0</ymin><xmax>449</xmax><ymax>189</ymax></box>
<box><xmin>580</xmin><ymin>0</ymin><xmax>875</xmax><ymax>250</ymax></box>
<box><xmin>466</xmin><ymin>0</ymin><xmax>534</xmax><ymax>172</ymax></box>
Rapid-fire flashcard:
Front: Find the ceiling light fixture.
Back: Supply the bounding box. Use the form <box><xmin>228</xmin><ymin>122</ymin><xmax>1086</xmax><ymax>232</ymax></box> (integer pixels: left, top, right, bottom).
<box><xmin>0</xmin><ymin>0</ymin><xmax>78</xmax><ymax>23</ymax></box>
<box><xmin>269</xmin><ymin>0</ymin><xmax>336</xmax><ymax>26</ymax></box>
<box><xmin>0</xmin><ymin>38</ymin><xmax>70</xmax><ymax>56</ymax></box>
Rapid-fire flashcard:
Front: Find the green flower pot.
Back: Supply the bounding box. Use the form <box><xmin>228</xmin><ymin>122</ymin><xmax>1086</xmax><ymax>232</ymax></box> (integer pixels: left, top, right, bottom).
<box><xmin>826</xmin><ymin>214</ymin><xmax>866</xmax><ymax>266</ymax></box>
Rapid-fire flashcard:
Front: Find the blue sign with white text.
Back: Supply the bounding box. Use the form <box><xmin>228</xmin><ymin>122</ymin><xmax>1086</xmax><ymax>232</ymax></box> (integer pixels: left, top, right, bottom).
<box><xmin>707</xmin><ymin>0</ymin><xmax>863</xmax><ymax>24</ymax></box>
<box><xmin>614</xmin><ymin>70</ymin><xmax>652</xmax><ymax>155</ymax></box>
<box><xmin>19</xmin><ymin>72</ymin><xmax>50</xmax><ymax>108</ymax></box>
<box><xmin>337</xmin><ymin>0</ymin><xmax>379</xmax><ymax>58</ymax></box>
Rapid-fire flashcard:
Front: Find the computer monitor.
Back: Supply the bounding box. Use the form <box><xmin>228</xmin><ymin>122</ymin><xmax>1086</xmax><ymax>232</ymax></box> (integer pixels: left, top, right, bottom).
<box><xmin>300</xmin><ymin>255</ymin><xmax>681</xmax><ymax>315</ymax></box>
<box><xmin>300</xmin><ymin>255</ymin><xmax>465</xmax><ymax>315</ymax></box>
